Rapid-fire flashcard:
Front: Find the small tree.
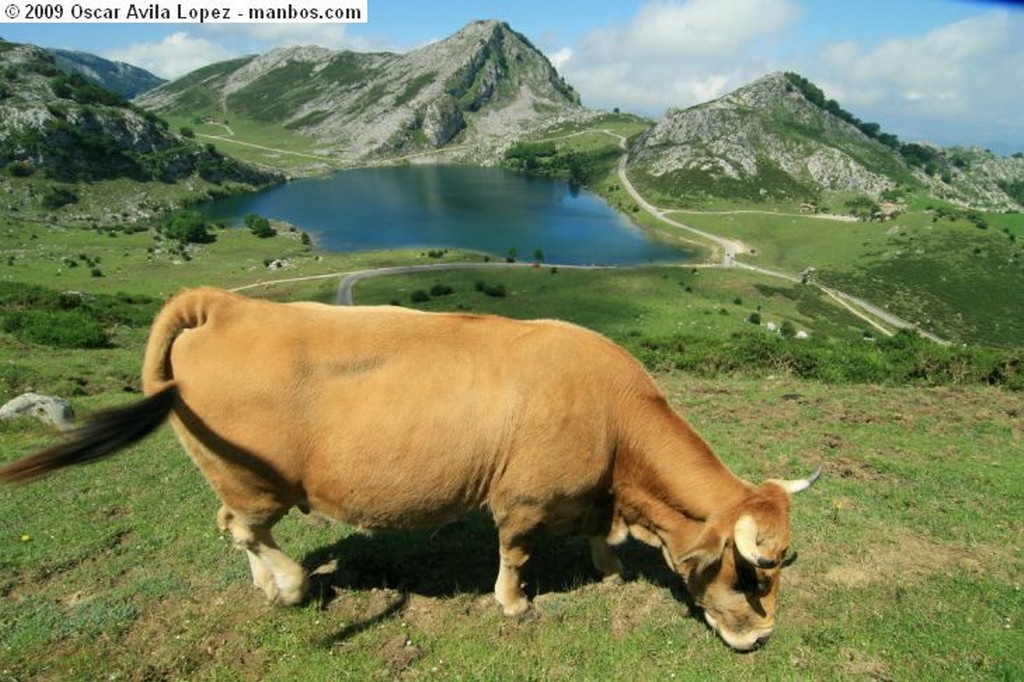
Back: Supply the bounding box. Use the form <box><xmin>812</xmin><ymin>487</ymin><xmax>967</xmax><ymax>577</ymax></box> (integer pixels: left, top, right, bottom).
<box><xmin>244</xmin><ymin>213</ymin><xmax>276</xmax><ymax>238</ymax></box>
<box><xmin>165</xmin><ymin>210</ymin><xmax>213</xmax><ymax>244</ymax></box>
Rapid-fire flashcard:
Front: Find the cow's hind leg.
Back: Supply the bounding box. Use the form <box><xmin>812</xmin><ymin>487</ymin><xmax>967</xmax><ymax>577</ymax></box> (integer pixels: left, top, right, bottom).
<box><xmin>218</xmin><ymin>505</ymin><xmax>309</xmax><ymax>606</ymax></box>
<box><xmin>588</xmin><ymin>535</ymin><xmax>625</xmax><ymax>583</ymax></box>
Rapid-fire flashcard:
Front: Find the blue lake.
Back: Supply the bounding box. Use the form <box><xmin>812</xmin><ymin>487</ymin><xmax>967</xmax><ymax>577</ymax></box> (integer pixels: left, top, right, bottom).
<box><xmin>199</xmin><ymin>165</ymin><xmax>695</xmax><ymax>265</ymax></box>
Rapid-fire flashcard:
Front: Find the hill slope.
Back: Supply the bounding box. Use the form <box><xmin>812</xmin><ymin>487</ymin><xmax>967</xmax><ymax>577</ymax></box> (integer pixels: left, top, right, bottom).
<box><xmin>627</xmin><ymin>72</ymin><xmax>1024</xmax><ymax>211</ymax></box>
<box><xmin>0</xmin><ymin>40</ymin><xmax>279</xmax><ymax>222</ymax></box>
<box><xmin>137</xmin><ymin>20</ymin><xmax>582</xmax><ymax>165</ymax></box>
<box><xmin>50</xmin><ymin>49</ymin><xmax>166</xmax><ymax>99</ymax></box>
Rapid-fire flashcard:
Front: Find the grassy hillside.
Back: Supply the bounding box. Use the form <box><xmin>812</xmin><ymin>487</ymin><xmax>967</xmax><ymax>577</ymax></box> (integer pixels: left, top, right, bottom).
<box><xmin>665</xmin><ymin>204</ymin><xmax>1024</xmax><ymax>347</ymax></box>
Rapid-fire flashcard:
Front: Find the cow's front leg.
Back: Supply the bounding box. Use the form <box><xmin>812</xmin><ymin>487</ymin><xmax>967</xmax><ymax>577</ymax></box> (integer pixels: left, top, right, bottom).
<box><xmin>217</xmin><ymin>505</ymin><xmax>309</xmax><ymax>606</ymax></box>
<box><xmin>495</xmin><ymin>542</ymin><xmax>531</xmax><ymax>616</ymax></box>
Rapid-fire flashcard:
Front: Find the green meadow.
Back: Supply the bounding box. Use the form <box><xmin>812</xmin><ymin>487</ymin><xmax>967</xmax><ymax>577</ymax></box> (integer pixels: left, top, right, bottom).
<box><xmin>0</xmin><ymin>182</ymin><xmax>1022</xmax><ymax>679</ymax></box>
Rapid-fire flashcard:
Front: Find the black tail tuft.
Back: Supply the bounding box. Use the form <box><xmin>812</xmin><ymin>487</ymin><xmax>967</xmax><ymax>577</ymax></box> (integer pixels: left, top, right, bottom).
<box><xmin>0</xmin><ymin>386</ymin><xmax>177</xmax><ymax>485</ymax></box>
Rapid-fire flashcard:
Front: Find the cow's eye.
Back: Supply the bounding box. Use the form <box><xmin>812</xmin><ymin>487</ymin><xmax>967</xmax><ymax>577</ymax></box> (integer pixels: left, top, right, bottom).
<box><xmin>734</xmin><ymin>561</ymin><xmax>758</xmax><ymax>593</ymax></box>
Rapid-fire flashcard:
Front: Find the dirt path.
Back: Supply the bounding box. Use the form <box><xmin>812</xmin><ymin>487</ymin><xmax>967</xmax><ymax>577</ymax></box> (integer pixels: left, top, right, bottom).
<box><xmin>196</xmin><ymin>134</ymin><xmax>334</xmax><ymax>162</ymax></box>
<box><xmin>336</xmin><ymin>262</ymin><xmax>610</xmax><ymax>305</ymax></box>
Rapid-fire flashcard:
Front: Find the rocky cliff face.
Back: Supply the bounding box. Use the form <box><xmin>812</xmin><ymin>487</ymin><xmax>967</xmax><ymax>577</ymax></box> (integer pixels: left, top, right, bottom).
<box><xmin>627</xmin><ymin>72</ymin><xmax>1023</xmax><ymax>210</ymax></box>
<box><xmin>0</xmin><ymin>40</ymin><xmax>279</xmax><ymax>224</ymax></box>
<box><xmin>628</xmin><ymin>72</ymin><xmax>903</xmax><ymax>203</ymax></box>
<box><xmin>136</xmin><ymin>20</ymin><xmax>582</xmax><ymax>164</ymax></box>
<box><xmin>0</xmin><ymin>41</ymin><xmax>277</xmax><ymax>186</ymax></box>
<box><xmin>51</xmin><ymin>49</ymin><xmax>166</xmax><ymax>99</ymax></box>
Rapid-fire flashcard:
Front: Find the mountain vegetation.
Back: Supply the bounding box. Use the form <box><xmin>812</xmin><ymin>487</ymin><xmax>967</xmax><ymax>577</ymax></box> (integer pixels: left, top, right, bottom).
<box><xmin>626</xmin><ymin>72</ymin><xmax>1024</xmax><ymax>211</ymax></box>
<box><xmin>50</xmin><ymin>48</ymin><xmax>165</xmax><ymax>99</ymax></box>
<box><xmin>0</xmin><ymin>40</ymin><xmax>280</xmax><ymax>222</ymax></box>
<box><xmin>136</xmin><ymin>20</ymin><xmax>583</xmax><ymax>165</ymax></box>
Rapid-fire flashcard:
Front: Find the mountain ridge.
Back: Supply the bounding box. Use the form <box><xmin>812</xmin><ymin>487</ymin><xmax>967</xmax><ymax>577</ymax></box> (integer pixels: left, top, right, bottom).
<box><xmin>50</xmin><ymin>48</ymin><xmax>166</xmax><ymax>99</ymax></box>
<box><xmin>627</xmin><ymin>71</ymin><xmax>1024</xmax><ymax>210</ymax></box>
<box><xmin>136</xmin><ymin>20</ymin><xmax>584</xmax><ymax>164</ymax></box>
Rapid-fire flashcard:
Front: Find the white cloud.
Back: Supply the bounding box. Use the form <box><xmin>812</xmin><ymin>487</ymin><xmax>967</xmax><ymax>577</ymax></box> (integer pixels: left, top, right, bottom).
<box><xmin>103</xmin><ymin>32</ymin><xmax>236</xmax><ymax>79</ymax></box>
<box><xmin>562</xmin><ymin>0</ymin><xmax>800</xmax><ymax>112</ymax></box>
<box><xmin>101</xmin><ymin>25</ymin><xmax>395</xmax><ymax>80</ymax></box>
<box><xmin>547</xmin><ymin>47</ymin><xmax>573</xmax><ymax>70</ymax></box>
<box><xmin>202</xmin><ymin>23</ymin><xmax>393</xmax><ymax>53</ymax></box>
<box><xmin>808</xmin><ymin>10</ymin><xmax>1024</xmax><ymax>145</ymax></box>
<box><xmin>591</xmin><ymin>0</ymin><xmax>799</xmax><ymax>58</ymax></box>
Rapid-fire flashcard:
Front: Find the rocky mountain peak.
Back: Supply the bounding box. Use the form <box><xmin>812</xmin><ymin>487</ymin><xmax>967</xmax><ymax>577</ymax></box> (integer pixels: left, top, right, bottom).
<box><xmin>137</xmin><ymin>20</ymin><xmax>581</xmax><ymax>164</ymax></box>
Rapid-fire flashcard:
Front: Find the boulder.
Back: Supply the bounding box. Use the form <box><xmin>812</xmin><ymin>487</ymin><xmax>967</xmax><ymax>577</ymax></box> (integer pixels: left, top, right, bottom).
<box><xmin>0</xmin><ymin>392</ymin><xmax>75</xmax><ymax>431</ymax></box>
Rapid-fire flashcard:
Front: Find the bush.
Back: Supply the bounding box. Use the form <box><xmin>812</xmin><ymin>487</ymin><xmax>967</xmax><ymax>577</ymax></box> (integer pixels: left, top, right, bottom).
<box><xmin>164</xmin><ymin>210</ymin><xmax>213</xmax><ymax>244</ymax></box>
<box><xmin>1</xmin><ymin>309</ymin><xmax>108</xmax><ymax>348</ymax></box>
<box><xmin>41</xmin><ymin>185</ymin><xmax>78</xmax><ymax>209</ymax></box>
<box><xmin>430</xmin><ymin>283</ymin><xmax>454</xmax><ymax>297</ymax></box>
<box><xmin>410</xmin><ymin>290</ymin><xmax>430</xmax><ymax>303</ymax></box>
<box><xmin>244</xmin><ymin>213</ymin><xmax>276</xmax><ymax>239</ymax></box>
<box><xmin>0</xmin><ymin>282</ymin><xmax>159</xmax><ymax>349</ymax></box>
<box><xmin>479</xmin><ymin>283</ymin><xmax>507</xmax><ymax>298</ymax></box>
<box><xmin>622</xmin><ymin>329</ymin><xmax>1024</xmax><ymax>391</ymax></box>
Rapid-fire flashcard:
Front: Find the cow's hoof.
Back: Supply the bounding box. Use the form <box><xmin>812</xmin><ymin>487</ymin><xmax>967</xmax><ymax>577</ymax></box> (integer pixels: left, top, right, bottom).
<box><xmin>498</xmin><ymin>595</ymin><xmax>530</xmax><ymax>617</ymax></box>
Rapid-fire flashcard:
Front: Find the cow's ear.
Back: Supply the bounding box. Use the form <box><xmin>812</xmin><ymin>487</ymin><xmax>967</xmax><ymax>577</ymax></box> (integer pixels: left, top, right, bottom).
<box><xmin>676</xmin><ymin>527</ymin><xmax>726</xmax><ymax>573</ymax></box>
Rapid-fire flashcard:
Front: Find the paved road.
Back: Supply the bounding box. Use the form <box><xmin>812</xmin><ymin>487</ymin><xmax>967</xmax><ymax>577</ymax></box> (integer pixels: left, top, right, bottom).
<box><xmin>336</xmin><ymin>261</ymin><xmax>610</xmax><ymax>305</ymax></box>
<box><xmin>613</xmin><ymin>151</ymin><xmax>948</xmax><ymax>344</ymax></box>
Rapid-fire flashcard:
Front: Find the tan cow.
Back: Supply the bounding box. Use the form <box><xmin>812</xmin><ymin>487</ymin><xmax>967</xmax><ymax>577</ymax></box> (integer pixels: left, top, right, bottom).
<box><xmin>0</xmin><ymin>287</ymin><xmax>819</xmax><ymax>651</ymax></box>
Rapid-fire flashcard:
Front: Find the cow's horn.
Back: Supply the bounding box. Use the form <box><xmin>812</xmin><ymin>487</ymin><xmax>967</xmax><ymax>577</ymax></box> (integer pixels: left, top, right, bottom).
<box><xmin>734</xmin><ymin>515</ymin><xmax>778</xmax><ymax>569</ymax></box>
<box><xmin>770</xmin><ymin>464</ymin><xmax>823</xmax><ymax>495</ymax></box>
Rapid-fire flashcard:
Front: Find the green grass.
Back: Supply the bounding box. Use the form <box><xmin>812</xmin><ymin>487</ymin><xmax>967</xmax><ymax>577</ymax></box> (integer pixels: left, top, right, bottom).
<box><xmin>0</xmin><ymin>139</ymin><xmax>1022</xmax><ymax>677</ymax></box>
<box><xmin>166</xmin><ymin>115</ymin><xmax>335</xmax><ymax>171</ymax></box>
<box><xmin>0</xmin><ymin>217</ymin><xmax>482</xmax><ymax>299</ymax></box>
<box><xmin>665</xmin><ymin>209</ymin><xmax>1024</xmax><ymax>347</ymax></box>
<box><xmin>0</xmin><ymin>220</ymin><xmax>1021</xmax><ymax>678</ymax></box>
<box><xmin>352</xmin><ymin>264</ymin><xmax>873</xmax><ymax>342</ymax></box>
<box><xmin>1</xmin><ymin>378</ymin><xmax>1020</xmax><ymax>680</ymax></box>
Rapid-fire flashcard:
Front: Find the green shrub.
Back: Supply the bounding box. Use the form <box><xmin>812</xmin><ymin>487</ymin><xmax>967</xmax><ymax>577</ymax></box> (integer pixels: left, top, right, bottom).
<box><xmin>164</xmin><ymin>210</ymin><xmax>213</xmax><ymax>244</ymax></box>
<box><xmin>624</xmin><ymin>329</ymin><xmax>1024</xmax><ymax>390</ymax></box>
<box><xmin>1</xmin><ymin>309</ymin><xmax>109</xmax><ymax>348</ymax></box>
<box><xmin>0</xmin><ymin>282</ymin><xmax>159</xmax><ymax>349</ymax></box>
<box><xmin>244</xmin><ymin>213</ymin><xmax>276</xmax><ymax>238</ymax></box>
<box><xmin>430</xmin><ymin>283</ymin><xmax>454</xmax><ymax>297</ymax></box>
<box><xmin>41</xmin><ymin>185</ymin><xmax>78</xmax><ymax>209</ymax></box>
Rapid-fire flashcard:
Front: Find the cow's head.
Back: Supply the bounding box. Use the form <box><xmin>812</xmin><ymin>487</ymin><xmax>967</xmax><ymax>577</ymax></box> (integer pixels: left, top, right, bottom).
<box><xmin>674</xmin><ymin>467</ymin><xmax>820</xmax><ymax>651</ymax></box>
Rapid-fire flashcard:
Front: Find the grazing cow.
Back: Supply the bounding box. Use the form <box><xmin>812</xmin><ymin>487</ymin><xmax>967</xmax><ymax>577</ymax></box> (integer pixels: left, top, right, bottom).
<box><xmin>0</xmin><ymin>287</ymin><xmax>819</xmax><ymax>651</ymax></box>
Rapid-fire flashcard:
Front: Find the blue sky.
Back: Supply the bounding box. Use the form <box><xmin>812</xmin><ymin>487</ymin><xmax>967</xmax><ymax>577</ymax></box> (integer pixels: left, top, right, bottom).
<box><xmin>3</xmin><ymin>0</ymin><xmax>1022</xmax><ymax>152</ymax></box>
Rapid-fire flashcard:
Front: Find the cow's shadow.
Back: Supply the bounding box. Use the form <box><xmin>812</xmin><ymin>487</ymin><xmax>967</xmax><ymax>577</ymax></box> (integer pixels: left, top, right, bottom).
<box><xmin>300</xmin><ymin>510</ymin><xmax>696</xmax><ymax>644</ymax></box>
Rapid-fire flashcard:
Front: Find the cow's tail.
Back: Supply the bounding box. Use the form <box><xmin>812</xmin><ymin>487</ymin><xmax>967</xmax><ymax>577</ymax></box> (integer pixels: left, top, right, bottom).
<box><xmin>0</xmin><ymin>387</ymin><xmax>177</xmax><ymax>484</ymax></box>
<box><xmin>0</xmin><ymin>287</ymin><xmax>228</xmax><ymax>485</ymax></box>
